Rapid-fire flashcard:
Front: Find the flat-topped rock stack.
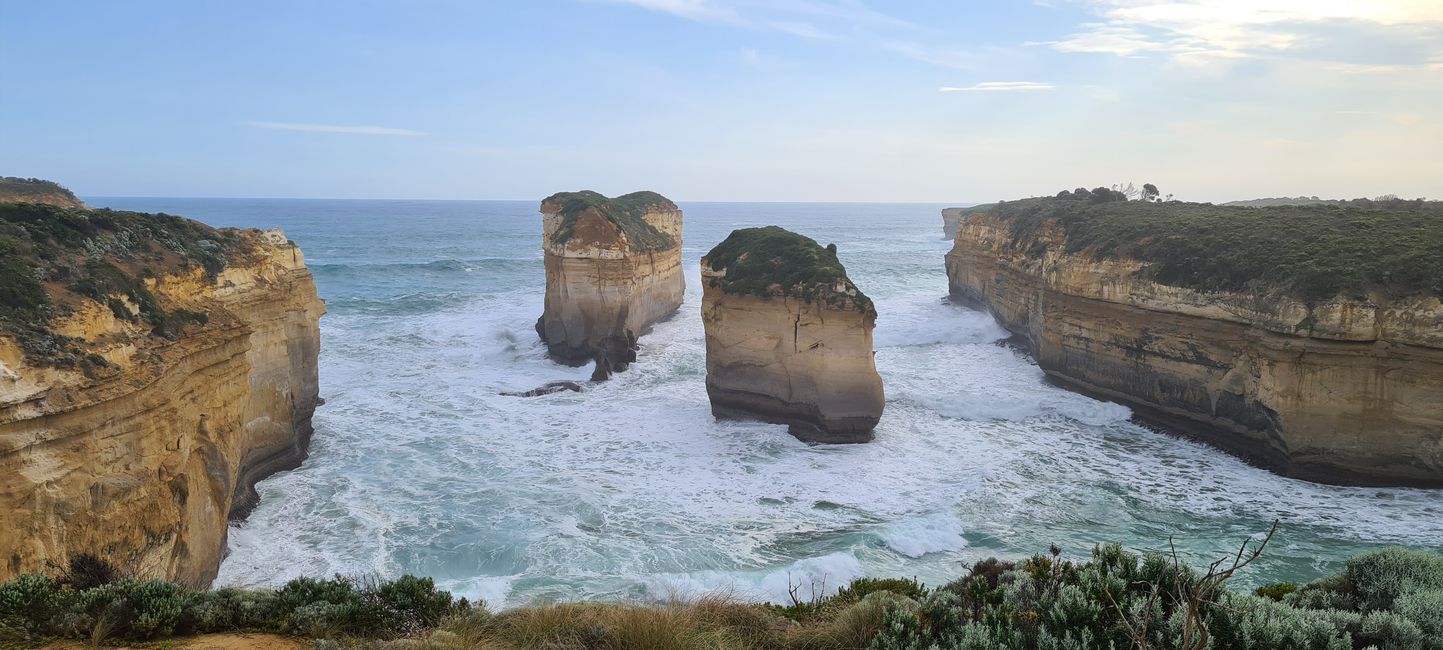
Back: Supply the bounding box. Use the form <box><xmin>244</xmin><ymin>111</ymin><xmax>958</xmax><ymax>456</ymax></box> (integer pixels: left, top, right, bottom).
<box><xmin>536</xmin><ymin>191</ymin><xmax>685</xmax><ymax>380</ymax></box>
<box><xmin>701</xmin><ymin>226</ymin><xmax>884</xmax><ymax>443</ymax></box>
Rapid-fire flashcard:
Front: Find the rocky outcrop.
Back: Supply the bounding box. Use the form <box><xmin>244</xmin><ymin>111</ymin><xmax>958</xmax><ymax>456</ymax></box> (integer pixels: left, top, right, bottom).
<box><xmin>942</xmin><ymin>207</ymin><xmax>966</xmax><ymax>240</ymax></box>
<box><xmin>945</xmin><ymin>204</ymin><xmax>1443</xmax><ymax>486</ymax></box>
<box><xmin>701</xmin><ymin>227</ymin><xmax>884</xmax><ymax>442</ymax></box>
<box><xmin>535</xmin><ymin>191</ymin><xmax>684</xmax><ymax>379</ymax></box>
<box><xmin>0</xmin><ymin>199</ymin><xmax>323</xmax><ymax>585</ymax></box>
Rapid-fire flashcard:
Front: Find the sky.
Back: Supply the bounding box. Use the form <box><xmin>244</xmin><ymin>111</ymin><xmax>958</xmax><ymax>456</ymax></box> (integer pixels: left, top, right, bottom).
<box><xmin>1</xmin><ymin>0</ymin><xmax>1440</xmax><ymax>203</ymax></box>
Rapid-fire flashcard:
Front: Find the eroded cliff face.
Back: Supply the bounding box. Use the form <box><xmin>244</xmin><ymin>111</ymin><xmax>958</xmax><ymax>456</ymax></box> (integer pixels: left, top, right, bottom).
<box><xmin>0</xmin><ymin>229</ymin><xmax>323</xmax><ymax>585</ymax></box>
<box><xmin>946</xmin><ymin>211</ymin><xmax>1443</xmax><ymax>486</ymax></box>
<box><xmin>536</xmin><ymin>192</ymin><xmax>684</xmax><ymax>378</ymax></box>
<box><xmin>942</xmin><ymin>208</ymin><xmax>966</xmax><ymax>240</ymax></box>
<box><xmin>700</xmin><ymin>228</ymin><xmax>883</xmax><ymax>442</ymax></box>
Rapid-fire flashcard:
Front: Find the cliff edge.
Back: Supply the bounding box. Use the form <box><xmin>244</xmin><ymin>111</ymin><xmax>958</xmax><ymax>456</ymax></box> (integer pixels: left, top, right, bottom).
<box><xmin>701</xmin><ymin>227</ymin><xmax>884</xmax><ymax>442</ymax></box>
<box><xmin>944</xmin><ymin>195</ymin><xmax>1443</xmax><ymax>486</ymax></box>
<box><xmin>0</xmin><ymin>196</ymin><xmax>324</xmax><ymax>585</ymax></box>
<box><xmin>942</xmin><ymin>207</ymin><xmax>966</xmax><ymax>240</ymax></box>
<box><xmin>0</xmin><ymin>177</ymin><xmax>85</xmax><ymax>208</ymax></box>
<box><xmin>536</xmin><ymin>191</ymin><xmax>684</xmax><ymax>379</ymax></box>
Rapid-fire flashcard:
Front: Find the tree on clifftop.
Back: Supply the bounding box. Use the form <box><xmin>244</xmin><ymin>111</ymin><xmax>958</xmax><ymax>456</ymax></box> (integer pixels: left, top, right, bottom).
<box><xmin>1142</xmin><ymin>183</ymin><xmax>1160</xmax><ymax>202</ymax></box>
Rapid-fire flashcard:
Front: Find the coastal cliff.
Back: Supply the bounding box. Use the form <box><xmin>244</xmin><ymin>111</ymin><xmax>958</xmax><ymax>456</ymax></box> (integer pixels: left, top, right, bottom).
<box><xmin>941</xmin><ymin>207</ymin><xmax>965</xmax><ymax>240</ymax></box>
<box><xmin>536</xmin><ymin>191</ymin><xmax>684</xmax><ymax>379</ymax></box>
<box><xmin>944</xmin><ymin>195</ymin><xmax>1443</xmax><ymax>486</ymax></box>
<box><xmin>702</xmin><ymin>227</ymin><xmax>884</xmax><ymax>442</ymax></box>
<box><xmin>0</xmin><ymin>177</ymin><xmax>85</xmax><ymax>208</ymax></box>
<box><xmin>0</xmin><ymin>195</ymin><xmax>323</xmax><ymax>585</ymax></box>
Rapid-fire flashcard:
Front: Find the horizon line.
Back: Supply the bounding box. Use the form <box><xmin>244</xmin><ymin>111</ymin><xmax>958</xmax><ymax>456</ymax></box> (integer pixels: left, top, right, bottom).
<box><xmin>83</xmin><ymin>194</ymin><xmax>979</xmax><ymax>205</ymax></box>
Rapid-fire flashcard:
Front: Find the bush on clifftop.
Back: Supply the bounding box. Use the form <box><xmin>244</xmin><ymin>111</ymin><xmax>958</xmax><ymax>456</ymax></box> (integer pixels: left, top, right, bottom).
<box><xmin>543</xmin><ymin>190</ymin><xmax>677</xmax><ymax>252</ymax></box>
<box><xmin>0</xmin><ymin>201</ymin><xmax>253</xmax><ymax>365</ymax></box>
<box><xmin>0</xmin><ymin>177</ymin><xmax>81</xmax><ymax>206</ymax></box>
<box><xmin>966</xmin><ymin>196</ymin><xmax>1443</xmax><ymax>303</ymax></box>
<box><xmin>704</xmin><ymin>226</ymin><xmax>872</xmax><ymax>311</ymax></box>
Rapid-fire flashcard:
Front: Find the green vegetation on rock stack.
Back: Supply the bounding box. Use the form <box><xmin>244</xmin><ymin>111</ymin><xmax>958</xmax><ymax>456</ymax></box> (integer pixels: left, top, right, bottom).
<box><xmin>0</xmin><ymin>176</ymin><xmax>82</xmax><ymax>206</ymax></box>
<box><xmin>704</xmin><ymin>226</ymin><xmax>871</xmax><ymax>311</ymax></box>
<box><xmin>970</xmin><ymin>196</ymin><xmax>1443</xmax><ymax>303</ymax></box>
<box><xmin>544</xmin><ymin>190</ymin><xmax>677</xmax><ymax>252</ymax></box>
<box><xmin>0</xmin><ymin>201</ymin><xmax>252</xmax><ymax>364</ymax></box>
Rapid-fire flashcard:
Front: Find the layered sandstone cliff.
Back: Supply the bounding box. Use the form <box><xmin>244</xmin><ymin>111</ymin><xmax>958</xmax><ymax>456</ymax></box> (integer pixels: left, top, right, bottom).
<box><xmin>702</xmin><ymin>227</ymin><xmax>884</xmax><ymax>442</ymax></box>
<box><xmin>942</xmin><ymin>207</ymin><xmax>965</xmax><ymax>240</ymax></box>
<box><xmin>536</xmin><ymin>191</ymin><xmax>684</xmax><ymax>379</ymax></box>
<box><xmin>945</xmin><ymin>198</ymin><xmax>1443</xmax><ymax>486</ymax></box>
<box><xmin>0</xmin><ymin>199</ymin><xmax>323</xmax><ymax>584</ymax></box>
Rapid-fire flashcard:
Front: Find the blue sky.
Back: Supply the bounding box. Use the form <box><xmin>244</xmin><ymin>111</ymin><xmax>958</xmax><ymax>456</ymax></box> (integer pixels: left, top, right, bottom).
<box><xmin>1</xmin><ymin>1</ymin><xmax>1439</xmax><ymax>202</ymax></box>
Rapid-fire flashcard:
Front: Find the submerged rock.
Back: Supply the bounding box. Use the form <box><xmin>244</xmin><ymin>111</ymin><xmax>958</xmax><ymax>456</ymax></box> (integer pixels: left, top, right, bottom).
<box><xmin>500</xmin><ymin>381</ymin><xmax>585</xmax><ymax>397</ymax></box>
<box><xmin>535</xmin><ymin>191</ymin><xmax>684</xmax><ymax>379</ymax></box>
<box><xmin>701</xmin><ymin>226</ymin><xmax>884</xmax><ymax>442</ymax></box>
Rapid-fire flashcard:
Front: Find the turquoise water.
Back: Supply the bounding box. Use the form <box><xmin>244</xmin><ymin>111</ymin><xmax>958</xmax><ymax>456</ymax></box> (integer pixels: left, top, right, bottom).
<box><xmin>90</xmin><ymin>197</ymin><xmax>1443</xmax><ymax>607</ymax></box>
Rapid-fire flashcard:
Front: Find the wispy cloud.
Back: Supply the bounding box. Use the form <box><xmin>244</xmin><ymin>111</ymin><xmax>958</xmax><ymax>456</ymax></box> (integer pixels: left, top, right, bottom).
<box><xmin>767</xmin><ymin>20</ymin><xmax>836</xmax><ymax>40</ymax></box>
<box><xmin>939</xmin><ymin>82</ymin><xmax>1055</xmax><ymax>92</ymax></box>
<box><xmin>1047</xmin><ymin>1</ymin><xmax>1443</xmax><ymax>68</ymax></box>
<box><xmin>591</xmin><ymin>0</ymin><xmax>990</xmax><ymax>74</ymax></box>
<box><xmin>593</xmin><ymin>0</ymin><xmax>743</xmax><ymax>24</ymax></box>
<box><xmin>244</xmin><ymin>121</ymin><xmax>424</xmax><ymax>136</ymax></box>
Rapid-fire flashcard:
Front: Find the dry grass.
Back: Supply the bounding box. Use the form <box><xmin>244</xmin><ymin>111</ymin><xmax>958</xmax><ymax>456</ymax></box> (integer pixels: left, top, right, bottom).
<box><xmin>399</xmin><ymin>592</ymin><xmax>906</xmax><ymax>650</ymax></box>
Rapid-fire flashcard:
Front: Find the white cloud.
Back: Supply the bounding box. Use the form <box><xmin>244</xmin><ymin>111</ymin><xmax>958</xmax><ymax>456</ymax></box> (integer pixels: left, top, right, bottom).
<box><xmin>939</xmin><ymin>82</ymin><xmax>1055</xmax><ymax>92</ymax></box>
<box><xmin>244</xmin><ymin>121</ymin><xmax>424</xmax><ymax>136</ymax></box>
<box><xmin>767</xmin><ymin>20</ymin><xmax>836</xmax><ymax>40</ymax></box>
<box><xmin>1049</xmin><ymin>0</ymin><xmax>1443</xmax><ymax>70</ymax></box>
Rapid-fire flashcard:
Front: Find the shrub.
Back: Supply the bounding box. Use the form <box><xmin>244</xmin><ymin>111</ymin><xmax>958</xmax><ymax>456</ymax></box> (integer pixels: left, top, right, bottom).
<box><xmin>834</xmin><ymin>577</ymin><xmax>929</xmax><ymax>605</ymax></box>
<box><xmin>1255</xmin><ymin>582</ymin><xmax>1298</xmax><ymax>601</ymax></box>
<box><xmin>703</xmin><ymin>226</ymin><xmax>872</xmax><ymax>311</ymax></box>
<box><xmin>543</xmin><ymin>190</ymin><xmax>676</xmax><ymax>252</ymax></box>
<box><xmin>1343</xmin><ymin>546</ymin><xmax>1443</xmax><ymax>611</ymax></box>
<box><xmin>1394</xmin><ymin>589</ymin><xmax>1443</xmax><ymax>648</ymax></box>
<box><xmin>375</xmin><ymin>574</ymin><xmax>458</xmax><ymax>632</ymax></box>
<box><xmin>59</xmin><ymin>553</ymin><xmax>121</xmax><ymax>590</ymax></box>
<box><xmin>176</xmin><ymin>587</ymin><xmax>277</xmax><ymax>634</ymax></box>
<box><xmin>0</xmin><ymin>574</ymin><xmax>61</xmax><ymax>640</ymax></box>
<box><xmin>968</xmin><ymin>196</ymin><xmax>1443</xmax><ymax>302</ymax></box>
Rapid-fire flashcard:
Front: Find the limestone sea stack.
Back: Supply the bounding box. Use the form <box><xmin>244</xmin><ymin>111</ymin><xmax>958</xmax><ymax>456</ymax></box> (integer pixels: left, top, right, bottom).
<box><xmin>0</xmin><ymin>182</ymin><xmax>323</xmax><ymax>585</ymax></box>
<box><xmin>536</xmin><ymin>191</ymin><xmax>684</xmax><ymax>379</ymax></box>
<box><xmin>945</xmin><ymin>193</ymin><xmax>1443</xmax><ymax>486</ymax></box>
<box><xmin>701</xmin><ymin>227</ymin><xmax>884</xmax><ymax>442</ymax></box>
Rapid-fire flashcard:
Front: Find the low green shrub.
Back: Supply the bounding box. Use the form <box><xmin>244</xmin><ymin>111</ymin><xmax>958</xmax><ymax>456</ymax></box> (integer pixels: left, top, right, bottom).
<box><xmin>4</xmin><ymin>542</ymin><xmax>1441</xmax><ymax>648</ymax></box>
<box><xmin>1255</xmin><ymin>581</ymin><xmax>1298</xmax><ymax>601</ymax></box>
<box><xmin>0</xmin><ymin>569</ymin><xmax>469</xmax><ymax>643</ymax></box>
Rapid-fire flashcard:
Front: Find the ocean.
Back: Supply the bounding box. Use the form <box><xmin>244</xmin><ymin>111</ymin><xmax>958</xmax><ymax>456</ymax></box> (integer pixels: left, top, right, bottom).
<box><xmin>88</xmin><ymin>197</ymin><xmax>1443</xmax><ymax>607</ymax></box>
